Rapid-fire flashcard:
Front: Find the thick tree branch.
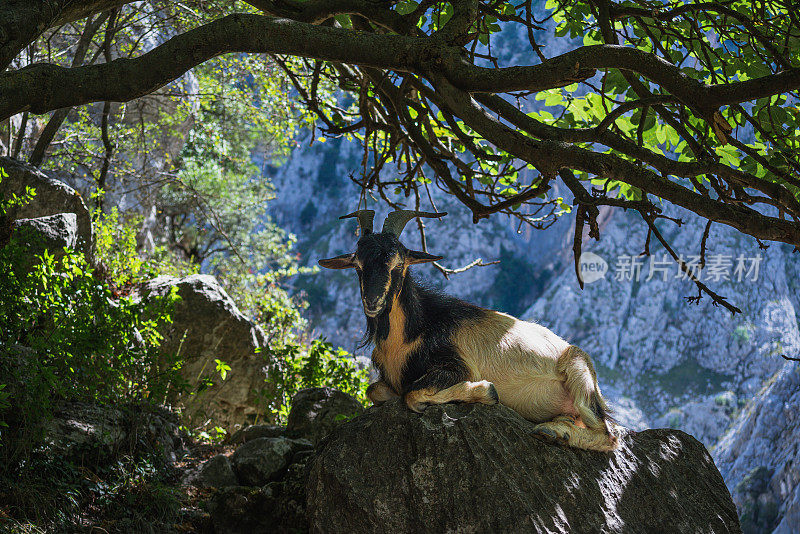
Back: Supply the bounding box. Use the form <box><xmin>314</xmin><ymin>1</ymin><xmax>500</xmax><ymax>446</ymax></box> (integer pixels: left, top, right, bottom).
<box><xmin>2</xmin><ymin>11</ymin><xmax>799</xmax><ymax>124</ymax></box>
<box><xmin>431</xmin><ymin>74</ymin><xmax>800</xmax><ymax>248</ymax></box>
<box><xmin>0</xmin><ymin>0</ymin><xmax>132</xmax><ymax>70</ymax></box>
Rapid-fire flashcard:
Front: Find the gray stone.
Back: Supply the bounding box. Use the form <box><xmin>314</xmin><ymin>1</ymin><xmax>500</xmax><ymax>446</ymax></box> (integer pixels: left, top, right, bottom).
<box><xmin>42</xmin><ymin>402</ymin><xmax>184</xmax><ymax>463</ymax></box>
<box><xmin>207</xmin><ymin>451</ymin><xmax>312</xmax><ymax>534</ymax></box>
<box><xmin>228</xmin><ymin>424</ymin><xmax>285</xmax><ymax>445</ymax></box>
<box><xmin>307</xmin><ymin>400</ymin><xmax>742</xmax><ymax>534</ymax></box>
<box><xmin>195</xmin><ymin>454</ymin><xmax>238</xmax><ymax>488</ymax></box>
<box><xmin>715</xmin><ymin>363</ymin><xmax>800</xmax><ymax>534</ymax></box>
<box><xmin>44</xmin><ymin>402</ymin><xmax>127</xmax><ymax>460</ymax></box>
<box><xmin>286</xmin><ymin>387</ymin><xmax>364</xmax><ymax>445</ymax></box>
<box><xmin>139</xmin><ymin>274</ymin><xmax>271</xmax><ymax>432</ymax></box>
<box><xmin>0</xmin><ymin>156</ymin><xmax>92</xmax><ymax>261</ymax></box>
<box><xmin>11</xmin><ymin>213</ymin><xmax>78</xmax><ymax>261</ymax></box>
<box><xmin>231</xmin><ymin>437</ymin><xmax>312</xmax><ymax>486</ymax></box>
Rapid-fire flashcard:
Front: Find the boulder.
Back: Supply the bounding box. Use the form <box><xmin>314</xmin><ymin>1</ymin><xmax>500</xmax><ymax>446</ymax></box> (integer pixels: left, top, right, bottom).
<box><xmin>44</xmin><ymin>402</ymin><xmax>127</xmax><ymax>461</ymax></box>
<box><xmin>207</xmin><ymin>459</ymin><xmax>310</xmax><ymax>534</ymax></box>
<box><xmin>43</xmin><ymin>402</ymin><xmax>184</xmax><ymax>463</ymax></box>
<box><xmin>11</xmin><ymin>213</ymin><xmax>78</xmax><ymax>261</ymax></box>
<box><xmin>227</xmin><ymin>424</ymin><xmax>285</xmax><ymax>445</ymax></box>
<box><xmin>231</xmin><ymin>436</ymin><xmax>312</xmax><ymax>486</ymax></box>
<box><xmin>286</xmin><ymin>387</ymin><xmax>365</xmax><ymax>445</ymax></box>
<box><xmin>140</xmin><ymin>274</ymin><xmax>271</xmax><ymax>431</ymax></box>
<box><xmin>193</xmin><ymin>454</ymin><xmax>238</xmax><ymax>488</ymax></box>
<box><xmin>0</xmin><ymin>157</ymin><xmax>92</xmax><ymax>261</ymax></box>
<box><xmin>307</xmin><ymin>400</ymin><xmax>742</xmax><ymax>534</ymax></box>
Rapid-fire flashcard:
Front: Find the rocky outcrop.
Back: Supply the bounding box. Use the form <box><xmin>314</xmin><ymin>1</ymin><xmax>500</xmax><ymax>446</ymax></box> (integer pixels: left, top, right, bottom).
<box><xmin>715</xmin><ymin>363</ymin><xmax>800</xmax><ymax>534</ymax></box>
<box><xmin>44</xmin><ymin>402</ymin><xmax>185</xmax><ymax>463</ymax></box>
<box><xmin>307</xmin><ymin>400</ymin><xmax>742</xmax><ymax>534</ymax></box>
<box><xmin>11</xmin><ymin>213</ymin><xmax>78</xmax><ymax>262</ymax></box>
<box><xmin>140</xmin><ymin>274</ymin><xmax>271</xmax><ymax>432</ymax></box>
<box><xmin>231</xmin><ymin>436</ymin><xmax>312</xmax><ymax>486</ymax></box>
<box><xmin>286</xmin><ymin>387</ymin><xmax>365</xmax><ymax>445</ymax></box>
<box><xmin>0</xmin><ymin>156</ymin><xmax>92</xmax><ymax>260</ymax></box>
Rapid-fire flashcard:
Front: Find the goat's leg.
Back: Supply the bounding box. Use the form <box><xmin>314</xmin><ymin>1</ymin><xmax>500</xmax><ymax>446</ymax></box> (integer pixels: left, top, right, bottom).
<box><xmin>532</xmin><ymin>416</ymin><xmax>619</xmax><ymax>452</ymax></box>
<box><xmin>405</xmin><ymin>364</ymin><xmax>498</xmax><ymax>413</ymax></box>
<box><xmin>366</xmin><ymin>380</ymin><xmax>399</xmax><ymax>405</ymax></box>
<box><xmin>557</xmin><ymin>346</ymin><xmax>615</xmax><ymax>434</ymax></box>
<box><xmin>406</xmin><ymin>380</ymin><xmax>499</xmax><ymax>412</ymax></box>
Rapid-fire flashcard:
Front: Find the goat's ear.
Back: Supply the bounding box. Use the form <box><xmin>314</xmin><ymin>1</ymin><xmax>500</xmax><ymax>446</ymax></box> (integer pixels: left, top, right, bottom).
<box><xmin>318</xmin><ymin>253</ymin><xmax>356</xmax><ymax>269</ymax></box>
<box><xmin>406</xmin><ymin>250</ymin><xmax>443</xmax><ymax>265</ymax></box>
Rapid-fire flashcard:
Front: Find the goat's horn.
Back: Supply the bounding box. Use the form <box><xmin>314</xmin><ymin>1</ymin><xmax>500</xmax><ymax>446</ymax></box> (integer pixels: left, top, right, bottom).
<box><xmin>340</xmin><ymin>210</ymin><xmax>375</xmax><ymax>235</ymax></box>
<box><xmin>382</xmin><ymin>210</ymin><xmax>447</xmax><ymax>237</ymax></box>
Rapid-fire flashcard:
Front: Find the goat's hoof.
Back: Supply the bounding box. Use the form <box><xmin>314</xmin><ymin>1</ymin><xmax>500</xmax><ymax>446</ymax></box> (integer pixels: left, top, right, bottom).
<box><xmin>554</xmin><ymin>414</ymin><xmax>577</xmax><ymax>424</ymax></box>
<box><xmin>534</xmin><ymin>426</ymin><xmax>570</xmax><ymax>445</ymax></box>
<box><xmin>408</xmin><ymin>401</ymin><xmax>431</xmax><ymax>413</ymax></box>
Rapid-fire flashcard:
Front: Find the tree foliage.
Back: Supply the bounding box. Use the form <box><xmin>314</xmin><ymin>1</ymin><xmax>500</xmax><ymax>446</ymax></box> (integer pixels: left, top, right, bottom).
<box><xmin>3</xmin><ymin>0</ymin><xmax>798</xmax><ymax>310</ymax></box>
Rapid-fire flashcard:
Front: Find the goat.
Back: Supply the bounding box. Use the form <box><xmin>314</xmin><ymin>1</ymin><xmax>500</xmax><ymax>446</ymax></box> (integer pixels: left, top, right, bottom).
<box><xmin>319</xmin><ymin>210</ymin><xmax>619</xmax><ymax>452</ymax></box>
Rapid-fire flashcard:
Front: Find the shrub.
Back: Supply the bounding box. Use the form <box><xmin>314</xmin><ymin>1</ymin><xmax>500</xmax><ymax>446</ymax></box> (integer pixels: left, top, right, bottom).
<box><xmin>263</xmin><ymin>339</ymin><xmax>369</xmax><ymax>423</ymax></box>
<box><xmin>0</xmin><ymin>178</ymin><xmax>184</xmax><ymax>454</ymax></box>
<box><xmin>93</xmin><ymin>206</ymin><xmax>198</xmax><ymax>290</ymax></box>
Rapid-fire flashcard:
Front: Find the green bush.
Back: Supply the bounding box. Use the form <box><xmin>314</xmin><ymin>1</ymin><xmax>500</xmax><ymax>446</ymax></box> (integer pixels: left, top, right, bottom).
<box><xmin>263</xmin><ymin>338</ymin><xmax>369</xmax><ymax>423</ymax></box>
<box><xmin>0</xmin><ymin>181</ymin><xmax>184</xmax><ymax>455</ymax></box>
<box><xmin>93</xmin><ymin>206</ymin><xmax>198</xmax><ymax>289</ymax></box>
<box><xmin>0</xmin><ymin>245</ymin><xmax>182</xmax><ymax>446</ymax></box>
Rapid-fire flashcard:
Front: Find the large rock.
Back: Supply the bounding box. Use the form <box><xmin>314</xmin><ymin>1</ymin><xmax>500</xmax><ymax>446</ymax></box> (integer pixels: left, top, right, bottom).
<box><xmin>11</xmin><ymin>213</ymin><xmax>78</xmax><ymax>262</ymax></box>
<box><xmin>43</xmin><ymin>402</ymin><xmax>184</xmax><ymax>463</ymax></box>
<box><xmin>307</xmin><ymin>400</ymin><xmax>741</xmax><ymax>534</ymax></box>
<box><xmin>715</xmin><ymin>363</ymin><xmax>800</xmax><ymax>534</ymax></box>
<box><xmin>193</xmin><ymin>454</ymin><xmax>238</xmax><ymax>488</ymax></box>
<box><xmin>207</xmin><ymin>458</ymin><xmax>311</xmax><ymax>534</ymax></box>
<box><xmin>0</xmin><ymin>157</ymin><xmax>92</xmax><ymax>261</ymax></box>
<box><xmin>286</xmin><ymin>387</ymin><xmax>364</xmax><ymax>445</ymax></box>
<box><xmin>231</xmin><ymin>436</ymin><xmax>312</xmax><ymax>486</ymax></box>
<box><xmin>140</xmin><ymin>274</ymin><xmax>270</xmax><ymax>432</ymax></box>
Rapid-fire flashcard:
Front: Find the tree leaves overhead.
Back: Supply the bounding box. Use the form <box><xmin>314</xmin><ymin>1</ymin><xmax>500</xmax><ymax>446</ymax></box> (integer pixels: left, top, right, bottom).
<box><xmin>2</xmin><ymin>0</ymin><xmax>799</xmax><ymax>311</ymax></box>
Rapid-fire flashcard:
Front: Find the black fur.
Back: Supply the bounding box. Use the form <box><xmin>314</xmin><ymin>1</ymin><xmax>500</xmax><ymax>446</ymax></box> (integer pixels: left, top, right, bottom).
<box><xmin>366</xmin><ymin>272</ymin><xmax>486</xmax><ymax>394</ymax></box>
<box><xmin>343</xmin><ymin>231</ymin><xmax>486</xmax><ymax>395</ymax></box>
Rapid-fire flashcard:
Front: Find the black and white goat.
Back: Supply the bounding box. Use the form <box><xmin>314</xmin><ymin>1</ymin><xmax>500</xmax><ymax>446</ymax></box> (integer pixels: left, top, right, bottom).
<box><xmin>319</xmin><ymin>210</ymin><xmax>619</xmax><ymax>452</ymax></box>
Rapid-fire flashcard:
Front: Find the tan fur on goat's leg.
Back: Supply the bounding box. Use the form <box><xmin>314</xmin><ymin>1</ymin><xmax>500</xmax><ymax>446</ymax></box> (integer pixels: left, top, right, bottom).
<box><xmin>405</xmin><ymin>380</ymin><xmax>499</xmax><ymax>413</ymax></box>
<box><xmin>532</xmin><ymin>417</ymin><xmax>619</xmax><ymax>452</ymax></box>
<box><xmin>557</xmin><ymin>346</ymin><xmax>613</xmax><ymax>433</ymax></box>
<box><xmin>367</xmin><ymin>380</ymin><xmax>399</xmax><ymax>405</ymax></box>
<box><xmin>554</xmin><ymin>346</ymin><xmax>619</xmax><ymax>451</ymax></box>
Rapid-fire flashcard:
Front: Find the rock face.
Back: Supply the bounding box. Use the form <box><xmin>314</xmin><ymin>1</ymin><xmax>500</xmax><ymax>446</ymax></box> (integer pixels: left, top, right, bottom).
<box><xmin>0</xmin><ymin>156</ymin><xmax>92</xmax><ymax>261</ymax></box>
<box><xmin>286</xmin><ymin>387</ymin><xmax>365</xmax><ymax>445</ymax></box>
<box><xmin>44</xmin><ymin>402</ymin><xmax>185</xmax><ymax>463</ymax></box>
<box><xmin>308</xmin><ymin>400</ymin><xmax>742</xmax><ymax>534</ymax></box>
<box><xmin>715</xmin><ymin>363</ymin><xmax>800</xmax><ymax>534</ymax></box>
<box><xmin>231</xmin><ymin>436</ymin><xmax>312</xmax><ymax>486</ymax></box>
<box><xmin>11</xmin><ymin>213</ymin><xmax>78</xmax><ymax>261</ymax></box>
<box><xmin>140</xmin><ymin>274</ymin><xmax>270</xmax><ymax>432</ymax></box>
